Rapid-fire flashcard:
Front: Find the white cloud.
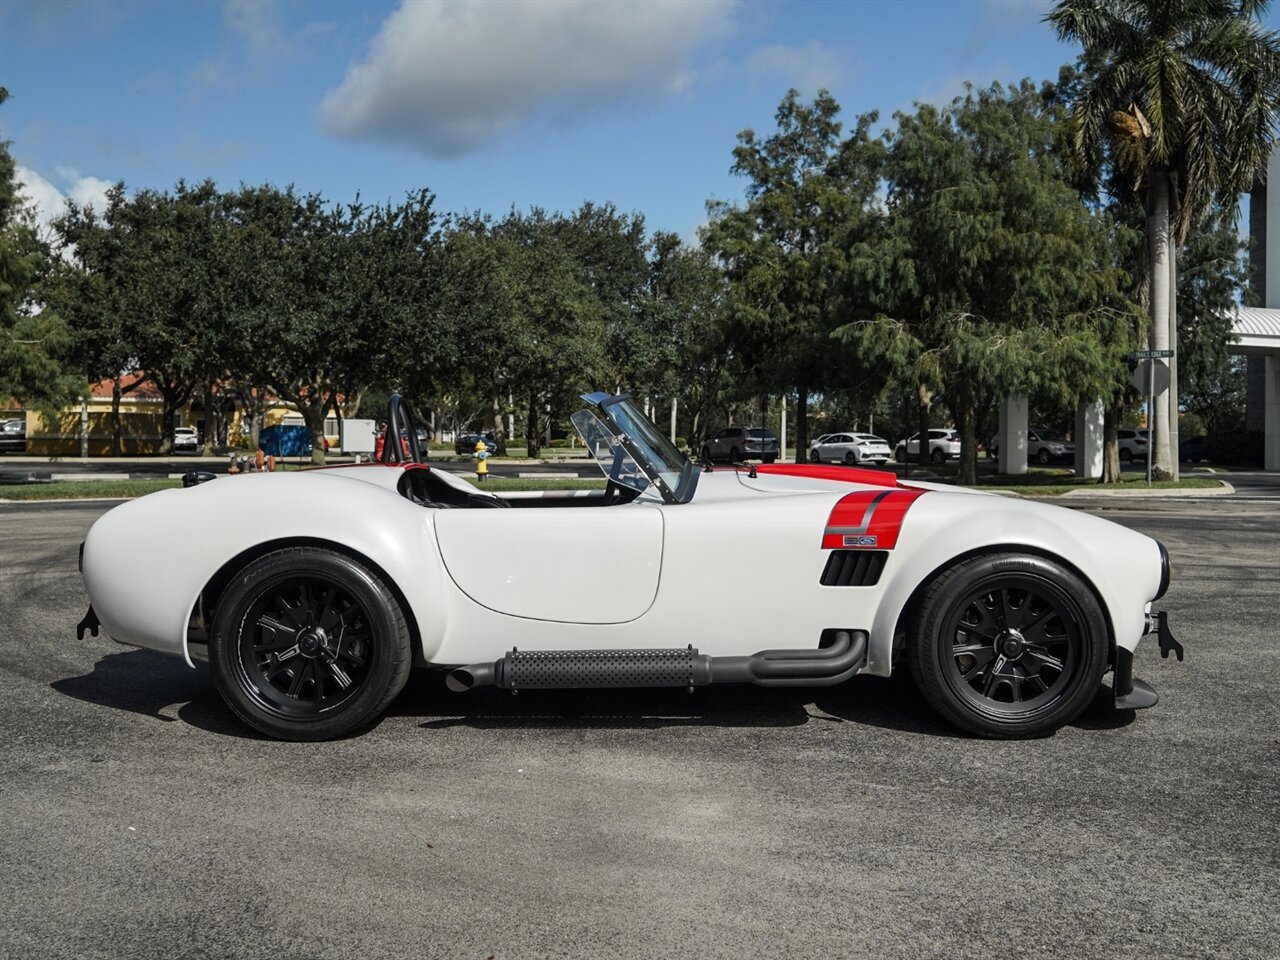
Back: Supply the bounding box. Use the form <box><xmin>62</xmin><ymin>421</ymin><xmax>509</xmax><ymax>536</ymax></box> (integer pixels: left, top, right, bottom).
<box><xmin>321</xmin><ymin>0</ymin><xmax>736</xmax><ymax>158</ymax></box>
<box><xmin>746</xmin><ymin>42</ymin><xmax>842</xmax><ymax>92</ymax></box>
<box><xmin>14</xmin><ymin>165</ymin><xmax>113</xmax><ymax>241</ymax></box>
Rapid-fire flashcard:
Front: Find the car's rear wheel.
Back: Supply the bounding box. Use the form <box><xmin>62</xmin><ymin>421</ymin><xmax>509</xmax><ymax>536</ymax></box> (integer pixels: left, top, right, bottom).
<box><xmin>210</xmin><ymin>547</ymin><xmax>412</xmax><ymax>741</ymax></box>
<box><xmin>907</xmin><ymin>553</ymin><xmax>1108</xmax><ymax>738</ymax></box>
<box><xmin>1120</xmin><ymin>448</ymin><xmax>1133</xmax><ymax>463</ymax></box>
<box><xmin>844</xmin><ymin>450</ymin><xmax>858</xmax><ymax>465</ymax></box>
<box><xmin>730</xmin><ymin>446</ymin><xmax>740</xmax><ymax>462</ymax></box>
<box><xmin>930</xmin><ymin>447</ymin><xmax>945</xmax><ymax>464</ymax></box>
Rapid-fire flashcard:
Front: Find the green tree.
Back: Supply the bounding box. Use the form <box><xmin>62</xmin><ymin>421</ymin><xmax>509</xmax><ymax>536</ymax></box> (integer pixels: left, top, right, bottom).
<box><xmin>1047</xmin><ymin>0</ymin><xmax>1280</xmax><ymax>478</ymax></box>
<box><xmin>840</xmin><ymin>81</ymin><xmax>1134</xmax><ymax>484</ymax></box>
<box><xmin>704</xmin><ymin>90</ymin><xmax>885</xmax><ymax>460</ymax></box>
<box><xmin>490</xmin><ymin>211</ymin><xmax>605</xmax><ymax>458</ymax></box>
<box><xmin>1</xmin><ymin>87</ymin><xmax>76</xmax><ymax>414</ymax></box>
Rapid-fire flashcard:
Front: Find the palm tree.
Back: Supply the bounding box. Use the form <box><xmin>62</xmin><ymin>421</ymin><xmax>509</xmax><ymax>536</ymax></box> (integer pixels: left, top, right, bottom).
<box><xmin>1047</xmin><ymin>0</ymin><xmax>1280</xmax><ymax>479</ymax></box>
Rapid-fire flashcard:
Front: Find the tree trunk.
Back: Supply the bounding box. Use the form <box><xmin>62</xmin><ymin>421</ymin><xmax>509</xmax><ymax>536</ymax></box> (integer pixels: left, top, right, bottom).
<box><xmin>526</xmin><ymin>393</ymin><xmax>541</xmax><ymax>460</ymax></box>
<box><xmin>1147</xmin><ymin>173</ymin><xmax>1174</xmax><ymax>480</ymax></box>
<box><xmin>956</xmin><ymin>391</ymin><xmax>978</xmax><ymax>486</ymax></box>
<box><xmin>795</xmin><ymin>386</ymin><xmax>809</xmax><ymax>466</ymax></box>
<box><xmin>301</xmin><ymin>400</ymin><xmax>327</xmax><ymax>465</ymax></box>
<box><xmin>111</xmin><ymin>379</ymin><xmax>122</xmax><ymax>457</ymax></box>
<box><xmin>159</xmin><ymin>394</ymin><xmax>177</xmax><ymax>456</ymax></box>
<box><xmin>1168</xmin><ymin>240</ymin><xmax>1179</xmax><ymax>481</ymax></box>
<box><xmin>201</xmin><ymin>378</ymin><xmax>216</xmax><ymax>456</ymax></box>
<box><xmin>1102</xmin><ymin>398</ymin><xmax>1123</xmax><ymax>483</ymax></box>
<box><xmin>492</xmin><ymin>392</ymin><xmax>503</xmax><ymax>441</ymax></box>
<box><xmin>917</xmin><ymin>384</ymin><xmax>932</xmax><ymax>467</ymax></box>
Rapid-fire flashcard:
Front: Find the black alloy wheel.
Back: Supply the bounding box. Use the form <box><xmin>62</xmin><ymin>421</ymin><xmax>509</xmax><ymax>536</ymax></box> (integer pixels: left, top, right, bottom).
<box><xmin>908</xmin><ymin>553</ymin><xmax>1107</xmax><ymax>738</ymax></box>
<box><xmin>210</xmin><ymin>548</ymin><xmax>412</xmax><ymax>741</ymax></box>
<box><xmin>844</xmin><ymin>450</ymin><xmax>858</xmax><ymax>466</ymax></box>
<box><xmin>1120</xmin><ymin>448</ymin><xmax>1133</xmax><ymax>463</ymax></box>
<box><xmin>810</xmin><ymin>449</ymin><xmax>822</xmax><ymax>463</ymax></box>
<box><xmin>930</xmin><ymin>447</ymin><xmax>945</xmax><ymax>464</ymax></box>
<box><xmin>1038</xmin><ymin>448</ymin><xmax>1052</xmax><ymax>465</ymax></box>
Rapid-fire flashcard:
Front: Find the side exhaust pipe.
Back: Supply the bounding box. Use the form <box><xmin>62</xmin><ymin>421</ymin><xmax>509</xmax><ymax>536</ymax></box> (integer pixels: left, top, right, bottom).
<box><xmin>445</xmin><ymin>630</ymin><xmax>867</xmax><ymax>693</ymax></box>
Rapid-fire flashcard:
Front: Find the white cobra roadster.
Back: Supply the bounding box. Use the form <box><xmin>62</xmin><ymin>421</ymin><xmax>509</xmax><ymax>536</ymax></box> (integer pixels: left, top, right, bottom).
<box><xmin>76</xmin><ymin>392</ymin><xmax>1182</xmax><ymax>741</ymax></box>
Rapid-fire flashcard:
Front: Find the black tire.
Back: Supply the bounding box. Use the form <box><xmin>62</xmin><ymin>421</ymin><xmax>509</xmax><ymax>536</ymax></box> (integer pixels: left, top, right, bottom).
<box><xmin>730</xmin><ymin>446</ymin><xmax>740</xmax><ymax>462</ymax></box>
<box><xmin>1037</xmin><ymin>448</ymin><xmax>1051</xmax><ymax>465</ymax></box>
<box><xmin>1119</xmin><ymin>448</ymin><xmax>1133</xmax><ymax>463</ymax></box>
<box><xmin>894</xmin><ymin>447</ymin><xmax>905</xmax><ymax>463</ymax></box>
<box><xmin>762</xmin><ymin>454</ymin><xmax>777</xmax><ymax>464</ymax></box>
<box><xmin>809</xmin><ymin>449</ymin><xmax>822</xmax><ymax>463</ymax></box>
<box><xmin>844</xmin><ymin>450</ymin><xmax>858</xmax><ymax>466</ymax></box>
<box><xmin>906</xmin><ymin>553</ymin><xmax>1108</xmax><ymax>738</ymax></box>
<box><xmin>930</xmin><ymin>447</ymin><xmax>945</xmax><ymax>464</ymax></box>
<box><xmin>701</xmin><ymin>446</ymin><xmax>713</xmax><ymax>463</ymax></box>
<box><xmin>210</xmin><ymin>547</ymin><xmax>413</xmax><ymax>741</ymax></box>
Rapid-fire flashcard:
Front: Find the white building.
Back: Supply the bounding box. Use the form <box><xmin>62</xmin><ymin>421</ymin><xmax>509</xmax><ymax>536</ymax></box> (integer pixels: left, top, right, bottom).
<box><xmin>1240</xmin><ymin>145</ymin><xmax>1280</xmax><ymax>471</ymax></box>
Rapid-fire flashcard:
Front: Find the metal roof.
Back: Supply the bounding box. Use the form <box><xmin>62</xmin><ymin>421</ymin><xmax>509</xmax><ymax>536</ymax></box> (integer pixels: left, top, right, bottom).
<box><xmin>1232</xmin><ymin>306</ymin><xmax>1280</xmax><ymax>339</ymax></box>
<box><xmin>1230</xmin><ymin>306</ymin><xmax>1280</xmax><ymax>353</ymax></box>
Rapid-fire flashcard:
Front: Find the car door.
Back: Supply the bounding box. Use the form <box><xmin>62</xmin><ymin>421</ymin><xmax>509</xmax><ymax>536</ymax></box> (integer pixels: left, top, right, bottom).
<box><xmin>434</xmin><ymin>505</ymin><xmax>664</xmax><ymax>623</ymax></box>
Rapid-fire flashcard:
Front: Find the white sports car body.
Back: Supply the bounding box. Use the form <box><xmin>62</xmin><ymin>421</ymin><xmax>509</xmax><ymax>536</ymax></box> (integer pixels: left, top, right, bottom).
<box><xmin>77</xmin><ymin>392</ymin><xmax>1181</xmax><ymax>741</ymax></box>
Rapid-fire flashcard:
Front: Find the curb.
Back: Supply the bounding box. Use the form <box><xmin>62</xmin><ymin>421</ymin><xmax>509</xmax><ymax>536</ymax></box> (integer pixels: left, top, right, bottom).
<box><xmin>1058</xmin><ymin>481</ymin><xmax>1235</xmax><ymax>498</ymax></box>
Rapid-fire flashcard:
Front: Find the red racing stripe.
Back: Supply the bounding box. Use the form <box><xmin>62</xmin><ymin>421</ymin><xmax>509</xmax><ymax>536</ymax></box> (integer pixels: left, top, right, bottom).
<box><xmin>821</xmin><ymin>488</ymin><xmax>926</xmax><ymax>549</ymax></box>
<box><xmin>754</xmin><ymin>463</ymin><xmax>900</xmax><ymax>487</ymax></box>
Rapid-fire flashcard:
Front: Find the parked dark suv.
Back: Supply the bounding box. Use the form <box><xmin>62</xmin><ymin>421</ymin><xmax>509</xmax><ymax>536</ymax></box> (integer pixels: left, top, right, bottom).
<box><xmin>455</xmin><ymin>431</ymin><xmax>506</xmax><ymax>456</ymax></box>
<box><xmin>0</xmin><ymin>418</ymin><xmax>27</xmax><ymax>454</ymax></box>
<box><xmin>700</xmin><ymin>426</ymin><xmax>779</xmax><ymax>464</ymax></box>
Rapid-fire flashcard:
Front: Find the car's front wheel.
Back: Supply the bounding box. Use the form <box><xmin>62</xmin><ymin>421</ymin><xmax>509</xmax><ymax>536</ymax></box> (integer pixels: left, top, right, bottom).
<box><xmin>907</xmin><ymin>553</ymin><xmax>1108</xmax><ymax>738</ymax></box>
<box><xmin>700</xmin><ymin>446</ymin><xmax>713</xmax><ymax>463</ymax></box>
<box><xmin>809</xmin><ymin>449</ymin><xmax>821</xmax><ymax>463</ymax></box>
<box><xmin>210</xmin><ymin>547</ymin><xmax>412</xmax><ymax>741</ymax></box>
<box><xmin>1037</xmin><ymin>448</ymin><xmax>1052</xmax><ymax>465</ymax></box>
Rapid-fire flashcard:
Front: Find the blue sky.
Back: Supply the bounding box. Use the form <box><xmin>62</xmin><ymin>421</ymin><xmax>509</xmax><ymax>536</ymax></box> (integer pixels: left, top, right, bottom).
<box><xmin>3</xmin><ymin>0</ymin><xmax>1275</xmax><ymax>242</ymax></box>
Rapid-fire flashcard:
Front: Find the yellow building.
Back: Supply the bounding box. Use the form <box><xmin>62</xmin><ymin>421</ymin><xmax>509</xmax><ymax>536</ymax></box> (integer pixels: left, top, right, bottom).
<box><xmin>9</xmin><ymin>374</ymin><xmax>347</xmax><ymax>457</ymax></box>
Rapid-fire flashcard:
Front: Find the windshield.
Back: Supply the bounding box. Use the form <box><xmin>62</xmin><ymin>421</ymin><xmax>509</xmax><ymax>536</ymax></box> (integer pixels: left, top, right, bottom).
<box><xmin>572</xmin><ymin>393</ymin><xmax>696</xmax><ymax>503</ymax></box>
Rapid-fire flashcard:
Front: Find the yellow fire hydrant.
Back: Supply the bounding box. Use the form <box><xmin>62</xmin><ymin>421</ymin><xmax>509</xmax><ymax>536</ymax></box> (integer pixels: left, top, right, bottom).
<box><xmin>473</xmin><ymin>438</ymin><xmax>489</xmax><ymax>482</ymax></box>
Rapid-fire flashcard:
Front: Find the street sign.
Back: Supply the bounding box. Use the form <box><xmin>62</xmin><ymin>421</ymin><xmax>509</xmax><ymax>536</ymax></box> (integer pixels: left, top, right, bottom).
<box><xmin>1128</xmin><ymin>349</ymin><xmax>1174</xmax><ymax>359</ymax></box>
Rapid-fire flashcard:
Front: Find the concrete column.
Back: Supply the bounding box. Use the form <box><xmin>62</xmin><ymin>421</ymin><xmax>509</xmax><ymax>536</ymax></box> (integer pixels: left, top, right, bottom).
<box><xmin>1266</xmin><ymin>354</ymin><xmax>1280</xmax><ymax>472</ymax></box>
<box><xmin>1074</xmin><ymin>399</ymin><xmax>1104</xmax><ymax>479</ymax></box>
<box><xmin>997</xmin><ymin>395</ymin><xmax>1028</xmax><ymax>476</ymax></box>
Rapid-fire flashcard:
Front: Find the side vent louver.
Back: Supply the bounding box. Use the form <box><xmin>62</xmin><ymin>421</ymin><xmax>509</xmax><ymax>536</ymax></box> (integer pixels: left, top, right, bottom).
<box><xmin>820</xmin><ymin>550</ymin><xmax>888</xmax><ymax>587</ymax></box>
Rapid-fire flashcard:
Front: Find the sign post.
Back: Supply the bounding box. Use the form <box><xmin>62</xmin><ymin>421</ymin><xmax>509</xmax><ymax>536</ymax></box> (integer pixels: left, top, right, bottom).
<box><xmin>1128</xmin><ymin>350</ymin><xmax>1174</xmax><ymax>486</ymax></box>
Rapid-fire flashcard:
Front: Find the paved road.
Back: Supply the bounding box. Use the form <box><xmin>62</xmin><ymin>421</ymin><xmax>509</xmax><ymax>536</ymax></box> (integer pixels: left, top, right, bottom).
<box><xmin>1</xmin><ymin>501</ymin><xmax>1277</xmax><ymax>960</ymax></box>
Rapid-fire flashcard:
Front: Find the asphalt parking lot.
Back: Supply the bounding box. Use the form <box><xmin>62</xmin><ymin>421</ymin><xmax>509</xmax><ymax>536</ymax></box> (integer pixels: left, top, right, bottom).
<box><xmin>1</xmin><ymin>500</ymin><xmax>1277</xmax><ymax>960</ymax></box>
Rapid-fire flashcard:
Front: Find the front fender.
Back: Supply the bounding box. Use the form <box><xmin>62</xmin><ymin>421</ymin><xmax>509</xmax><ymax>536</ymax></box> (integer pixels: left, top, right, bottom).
<box><xmin>81</xmin><ymin>472</ymin><xmax>447</xmax><ymax>666</ymax></box>
<box><xmin>869</xmin><ymin>492</ymin><xmax>1164</xmax><ymax>672</ymax></box>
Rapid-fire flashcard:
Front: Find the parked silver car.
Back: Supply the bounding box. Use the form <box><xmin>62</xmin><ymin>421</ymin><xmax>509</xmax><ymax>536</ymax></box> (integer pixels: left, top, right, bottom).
<box><xmin>809</xmin><ymin>432</ymin><xmax>892</xmax><ymax>466</ymax></box>
<box><xmin>988</xmin><ymin>428</ymin><xmax>1075</xmax><ymax>465</ymax></box>
<box><xmin>700</xmin><ymin>426</ymin><xmax>779</xmax><ymax>464</ymax></box>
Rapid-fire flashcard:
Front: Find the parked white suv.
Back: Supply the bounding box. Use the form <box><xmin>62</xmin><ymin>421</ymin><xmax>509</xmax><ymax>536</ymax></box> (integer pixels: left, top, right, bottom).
<box><xmin>894</xmin><ymin>429</ymin><xmax>961</xmax><ymax>464</ymax></box>
<box><xmin>1118</xmin><ymin>428</ymin><xmax>1149</xmax><ymax>463</ymax></box>
<box><xmin>173</xmin><ymin>427</ymin><xmax>199</xmax><ymax>453</ymax></box>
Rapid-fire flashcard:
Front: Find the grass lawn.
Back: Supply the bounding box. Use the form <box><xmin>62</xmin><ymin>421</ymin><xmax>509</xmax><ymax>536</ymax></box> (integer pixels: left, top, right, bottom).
<box><xmin>0</xmin><ymin>467</ymin><xmax>1223</xmax><ymax>501</ymax></box>
<box><xmin>921</xmin><ymin>465</ymin><xmax>1225</xmax><ymax>496</ymax></box>
<box><xmin>0</xmin><ymin>479</ymin><xmax>183</xmax><ymax>500</ymax></box>
<box><xmin>0</xmin><ymin>475</ymin><xmax>607</xmax><ymax>501</ymax></box>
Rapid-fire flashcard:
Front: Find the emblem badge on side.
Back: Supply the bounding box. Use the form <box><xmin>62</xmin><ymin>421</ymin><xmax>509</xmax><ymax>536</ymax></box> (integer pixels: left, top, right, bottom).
<box><xmin>843</xmin><ymin>535</ymin><xmax>878</xmax><ymax>547</ymax></box>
